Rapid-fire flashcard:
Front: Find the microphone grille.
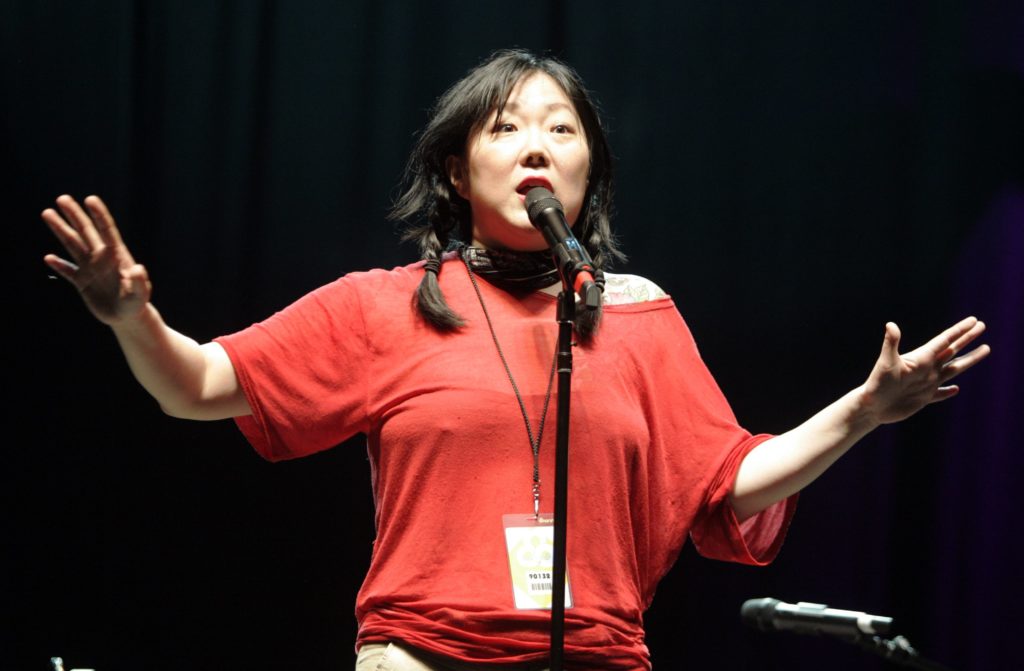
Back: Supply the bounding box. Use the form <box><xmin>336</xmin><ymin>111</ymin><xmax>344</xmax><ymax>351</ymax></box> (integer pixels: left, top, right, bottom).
<box><xmin>740</xmin><ymin>597</ymin><xmax>781</xmax><ymax>631</ymax></box>
<box><xmin>525</xmin><ymin>186</ymin><xmax>562</xmax><ymax>221</ymax></box>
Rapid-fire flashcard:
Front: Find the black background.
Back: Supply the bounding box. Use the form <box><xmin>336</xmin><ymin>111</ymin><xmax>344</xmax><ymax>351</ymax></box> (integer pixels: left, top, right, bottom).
<box><xmin>5</xmin><ymin>2</ymin><xmax>1022</xmax><ymax>669</ymax></box>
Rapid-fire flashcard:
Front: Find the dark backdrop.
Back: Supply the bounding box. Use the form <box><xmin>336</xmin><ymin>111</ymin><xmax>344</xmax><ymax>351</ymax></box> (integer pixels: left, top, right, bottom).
<box><xmin>5</xmin><ymin>2</ymin><xmax>1022</xmax><ymax>670</ymax></box>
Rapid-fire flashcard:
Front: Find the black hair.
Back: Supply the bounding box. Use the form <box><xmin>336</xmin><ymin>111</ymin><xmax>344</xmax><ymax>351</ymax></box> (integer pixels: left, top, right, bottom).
<box><xmin>390</xmin><ymin>48</ymin><xmax>624</xmax><ymax>339</ymax></box>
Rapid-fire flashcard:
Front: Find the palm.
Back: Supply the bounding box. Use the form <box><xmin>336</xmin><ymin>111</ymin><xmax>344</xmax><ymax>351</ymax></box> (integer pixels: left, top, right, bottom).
<box><xmin>862</xmin><ymin>318</ymin><xmax>990</xmax><ymax>425</ymax></box>
<box><xmin>42</xmin><ymin>195</ymin><xmax>151</xmax><ymax>325</ymax></box>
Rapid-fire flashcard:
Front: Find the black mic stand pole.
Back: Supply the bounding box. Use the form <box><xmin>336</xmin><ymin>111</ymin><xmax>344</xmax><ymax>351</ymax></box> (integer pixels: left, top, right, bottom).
<box><xmin>549</xmin><ymin>285</ymin><xmax>575</xmax><ymax>671</ymax></box>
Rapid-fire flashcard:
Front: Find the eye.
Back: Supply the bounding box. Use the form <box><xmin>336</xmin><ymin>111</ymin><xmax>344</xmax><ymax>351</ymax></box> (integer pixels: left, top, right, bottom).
<box><xmin>493</xmin><ymin>122</ymin><xmax>516</xmax><ymax>133</ymax></box>
<box><xmin>552</xmin><ymin>124</ymin><xmax>573</xmax><ymax>135</ymax></box>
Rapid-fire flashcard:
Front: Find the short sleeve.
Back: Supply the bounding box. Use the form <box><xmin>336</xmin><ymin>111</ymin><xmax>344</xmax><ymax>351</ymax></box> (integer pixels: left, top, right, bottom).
<box><xmin>689</xmin><ymin>433</ymin><xmax>798</xmax><ymax>565</ymax></box>
<box><xmin>214</xmin><ymin>275</ymin><xmax>372</xmax><ymax>461</ymax></box>
<box><xmin>621</xmin><ymin>298</ymin><xmax>797</xmax><ymax>574</ymax></box>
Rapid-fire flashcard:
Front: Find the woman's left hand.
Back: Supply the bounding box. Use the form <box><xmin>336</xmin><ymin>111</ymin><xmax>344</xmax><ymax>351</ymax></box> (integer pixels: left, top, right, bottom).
<box><xmin>860</xmin><ymin>316</ymin><xmax>990</xmax><ymax>426</ymax></box>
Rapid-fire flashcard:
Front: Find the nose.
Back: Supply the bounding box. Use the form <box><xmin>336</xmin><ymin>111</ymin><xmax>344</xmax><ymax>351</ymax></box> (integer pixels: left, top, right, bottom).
<box><xmin>521</xmin><ymin>127</ymin><xmax>549</xmax><ymax>167</ymax></box>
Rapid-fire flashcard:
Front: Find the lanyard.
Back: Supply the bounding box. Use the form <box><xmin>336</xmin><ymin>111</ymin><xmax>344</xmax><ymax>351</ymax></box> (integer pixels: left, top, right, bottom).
<box><xmin>463</xmin><ymin>253</ymin><xmax>557</xmax><ymax>517</ymax></box>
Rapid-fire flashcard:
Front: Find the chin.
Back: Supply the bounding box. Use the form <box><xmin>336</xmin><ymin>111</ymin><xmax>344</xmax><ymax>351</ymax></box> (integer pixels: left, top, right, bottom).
<box><xmin>475</xmin><ymin>234</ymin><xmax>549</xmax><ymax>253</ymax></box>
<box><xmin>484</xmin><ymin>239</ymin><xmax>550</xmax><ymax>253</ymax></box>
<box><xmin>473</xmin><ymin>217</ymin><xmax>549</xmax><ymax>252</ymax></box>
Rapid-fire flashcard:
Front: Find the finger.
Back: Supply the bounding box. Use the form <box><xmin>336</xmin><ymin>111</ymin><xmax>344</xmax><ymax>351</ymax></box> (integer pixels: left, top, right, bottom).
<box><xmin>83</xmin><ymin>195</ymin><xmax>127</xmax><ymax>249</ymax></box>
<box><xmin>56</xmin><ymin>194</ymin><xmax>104</xmax><ymax>253</ymax></box>
<box><xmin>931</xmin><ymin>385</ymin><xmax>960</xmax><ymax>403</ymax></box>
<box><xmin>944</xmin><ymin>320</ymin><xmax>986</xmax><ymax>359</ymax></box>
<box><xmin>41</xmin><ymin>207</ymin><xmax>91</xmax><ymax>262</ymax></box>
<box><xmin>43</xmin><ymin>253</ymin><xmax>80</xmax><ymax>281</ymax></box>
<box><xmin>939</xmin><ymin>343</ymin><xmax>992</xmax><ymax>383</ymax></box>
<box><xmin>925</xmin><ymin>316</ymin><xmax>979</xmax><ymax>360</ymax></box>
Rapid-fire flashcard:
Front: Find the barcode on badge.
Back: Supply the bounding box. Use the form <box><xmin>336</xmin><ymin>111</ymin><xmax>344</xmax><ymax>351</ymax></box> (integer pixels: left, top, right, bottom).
<box><xmin>527</xmin><ymin>571</ymin><xmax>553</xmax><ymax>594</ymax></box>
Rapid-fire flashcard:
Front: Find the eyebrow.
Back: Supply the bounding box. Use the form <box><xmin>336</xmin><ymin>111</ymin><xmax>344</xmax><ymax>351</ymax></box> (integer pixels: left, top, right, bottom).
<box><xmin>503</xmin><ymin>101</ymin><xmax>575</xmax><ymax>113</ymax></box>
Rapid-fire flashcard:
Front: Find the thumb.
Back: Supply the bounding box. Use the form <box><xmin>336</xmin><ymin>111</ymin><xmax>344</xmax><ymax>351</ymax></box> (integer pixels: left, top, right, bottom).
<box><xmin>120</xmin><ymin>264</ymin><xmax>151</xmax><ymax>299</ymax></box>
<box><xmin>879</xmin><ymin>321</ymin><xmax>901</xmax><ymax>365</ymax></box>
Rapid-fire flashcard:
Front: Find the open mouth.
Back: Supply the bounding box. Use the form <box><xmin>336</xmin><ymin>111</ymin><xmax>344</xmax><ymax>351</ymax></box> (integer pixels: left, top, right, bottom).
<box><xmin>516</xmin><ymin>178</ymin><xmax>553</xmax><ymax>195</ymax></box>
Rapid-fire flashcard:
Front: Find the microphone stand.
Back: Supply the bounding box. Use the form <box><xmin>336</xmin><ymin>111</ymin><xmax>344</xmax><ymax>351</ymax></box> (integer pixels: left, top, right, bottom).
<box><xmin>549</xmin><ymin>287</ymin><xmax>574</xmax><ymax>671</ymax></box>
<box><xmin>855</xmin><ymin>634</ymin><xmax>957</xmax><ymax>671</ymax></box>
<box><xmin>523</xmin><ymin>187</ymin><xmax>600</xmax><ymax>669</ymax></box>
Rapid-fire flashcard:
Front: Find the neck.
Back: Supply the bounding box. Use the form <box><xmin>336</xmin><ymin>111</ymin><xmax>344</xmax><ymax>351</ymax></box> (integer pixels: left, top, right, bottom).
<box><xmin>461</xmin><ymin>245</ymin><xmax>561</xmax><ymax>294</ymax></box>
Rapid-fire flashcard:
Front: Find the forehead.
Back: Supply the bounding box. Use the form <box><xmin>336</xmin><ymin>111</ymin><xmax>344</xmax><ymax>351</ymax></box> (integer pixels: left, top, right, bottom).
<box><xmin>497</xmin><ymin>72</ymin><xmax>577</xmax><ymax>116</ymax></box>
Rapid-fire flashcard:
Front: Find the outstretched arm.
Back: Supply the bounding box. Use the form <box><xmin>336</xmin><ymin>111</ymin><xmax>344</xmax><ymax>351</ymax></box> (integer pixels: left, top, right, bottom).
<box><xmin>42</xmin><ymin>194</ymin><xmax>250</xmax><ymax>420</ymax></box>
<box><xmin>729</xmin><ymin>317</ymin><xmax>990</xmax><ymax>521</ymax></box>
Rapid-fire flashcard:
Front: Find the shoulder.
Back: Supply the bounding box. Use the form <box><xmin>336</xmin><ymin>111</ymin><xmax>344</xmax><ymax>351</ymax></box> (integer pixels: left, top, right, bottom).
<box><xmin>602</xmin><ymin>272</ymin><xmax>669</xmax><ymax>306</ymax></box>
<box><xmin>316</xmin><ymin>260</ymin><xmax>427</xmax><ymax>297</ymax></box>
<box><xmin>249</xmin><ymin>262</ymin><xmax>423</xmax><ymax>328</ymax></box>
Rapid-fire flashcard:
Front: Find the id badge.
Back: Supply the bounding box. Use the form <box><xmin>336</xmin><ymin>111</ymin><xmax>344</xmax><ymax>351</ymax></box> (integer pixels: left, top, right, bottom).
<box><xmin>502</xmin><ymin>513</ymin><xmax>573</xmax><ymax>610</ymax></box>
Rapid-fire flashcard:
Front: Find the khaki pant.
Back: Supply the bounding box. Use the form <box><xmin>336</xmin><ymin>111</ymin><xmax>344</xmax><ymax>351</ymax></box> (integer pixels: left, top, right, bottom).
<box><xmin>356</xmin><ymin>643</ymin><xmax>550</xmax><ymax>671</ymax></box>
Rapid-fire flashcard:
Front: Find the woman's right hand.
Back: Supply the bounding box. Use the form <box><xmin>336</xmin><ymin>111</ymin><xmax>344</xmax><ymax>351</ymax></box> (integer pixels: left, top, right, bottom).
<box><xmin>42</xmin><ymin>195</ymin><xmax>151</xmax><ymax>326</ymax></box>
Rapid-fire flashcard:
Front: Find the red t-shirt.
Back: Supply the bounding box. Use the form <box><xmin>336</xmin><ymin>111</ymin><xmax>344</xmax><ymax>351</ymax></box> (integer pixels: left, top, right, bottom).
<box><xmin>215</xmin><ymin>257</ymin><xmax>795</xmax><ymax>670</ymax></box>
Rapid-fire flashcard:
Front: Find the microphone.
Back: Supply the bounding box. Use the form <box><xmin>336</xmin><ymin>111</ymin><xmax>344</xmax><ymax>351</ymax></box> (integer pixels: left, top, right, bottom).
<box><xmin>524</xmin><ymin>187</ymin><xmax>601</xmax><ymax>310</ymax></box>
<box><xmin>741</xmin><ymin>598</ymin><xmax>894</xmax><ymax>638</ymax></box>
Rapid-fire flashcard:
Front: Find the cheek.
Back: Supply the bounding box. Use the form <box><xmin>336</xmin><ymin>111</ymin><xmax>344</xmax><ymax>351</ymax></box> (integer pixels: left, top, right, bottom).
<box><xmin>570</xmin><ymin>143</ymin><xmax>591</xmax><ymax>179</ymax></box>
<box><xmin>468</xmin><ymin>154</ymin><xmax>512</xmax><ymax>196</ymax></box>
<box><xmin>570</xmin><ymin>154</ymin><xmax>591</xmax><ymax>193</ymax></box>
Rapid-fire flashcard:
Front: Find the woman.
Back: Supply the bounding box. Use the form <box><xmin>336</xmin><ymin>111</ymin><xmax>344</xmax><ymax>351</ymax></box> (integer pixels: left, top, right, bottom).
<box><xmin>41</xmin><ymin>50</ymin><xmax>989</xmax><ymax>670</ymax></box>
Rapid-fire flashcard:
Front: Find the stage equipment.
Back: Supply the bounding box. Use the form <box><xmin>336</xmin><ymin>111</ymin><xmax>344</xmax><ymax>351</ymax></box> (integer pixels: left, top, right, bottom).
<box><xmin>741</xmin><ymin>597</ymin><xmax>956</xmax><ymax>670</ymax></box>
<box><xmin>525</xmin><ymin>187</ymin><xmax>601</xmax><ymax>671</ymax></box>
<box><xmin>525</xmin><ymin>188</ymin><xmax>600</xmax><ymax>309</ymax></box>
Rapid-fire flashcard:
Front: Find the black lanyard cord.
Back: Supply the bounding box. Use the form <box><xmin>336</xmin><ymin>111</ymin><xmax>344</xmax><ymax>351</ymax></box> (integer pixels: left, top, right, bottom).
<box><xmin>463</xmin><ymin>251</ymin><xmax>558</xmax><ymax>516</ymax></box>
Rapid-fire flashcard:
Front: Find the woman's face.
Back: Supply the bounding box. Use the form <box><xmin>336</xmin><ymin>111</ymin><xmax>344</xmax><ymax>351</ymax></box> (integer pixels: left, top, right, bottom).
<box><xmin>448</xmin><ymin>72</ymin><xmax>591</xmax><ymax>252</ymax></box>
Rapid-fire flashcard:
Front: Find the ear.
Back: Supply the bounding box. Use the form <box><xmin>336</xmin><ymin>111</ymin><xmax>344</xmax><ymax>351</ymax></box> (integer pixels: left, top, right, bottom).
<box><xmin>446</xmin><ymin>155</ymin><xmax>468</xmax><ymax>199</ymax></box>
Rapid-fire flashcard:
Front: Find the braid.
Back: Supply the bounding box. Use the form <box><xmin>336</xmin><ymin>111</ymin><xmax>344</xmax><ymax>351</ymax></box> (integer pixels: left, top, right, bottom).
<box><xmin>409</xmin><ymin>206</ymin><xmax>465</xmax><ymax>330</ymax></box>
